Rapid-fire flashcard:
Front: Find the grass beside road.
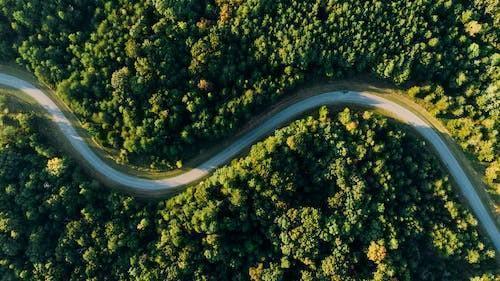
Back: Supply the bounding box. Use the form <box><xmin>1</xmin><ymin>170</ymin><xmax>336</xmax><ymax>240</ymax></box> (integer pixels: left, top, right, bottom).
<box><xmin>0</xmin><ymin>65</ymin><xmax>395</xmax><ymax>181</ymax></box>
<box><xmin>0</xmin><ymin>64</ymin><xmax>497</xmax><ymax>222</ymax></box>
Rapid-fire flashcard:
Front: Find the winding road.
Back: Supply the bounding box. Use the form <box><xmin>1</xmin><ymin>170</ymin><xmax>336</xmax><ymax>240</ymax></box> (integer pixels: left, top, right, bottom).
<box><xmin>0</xmin><ymin>73</ymin><xmax>498</xmax><ymax>251</ymax></box>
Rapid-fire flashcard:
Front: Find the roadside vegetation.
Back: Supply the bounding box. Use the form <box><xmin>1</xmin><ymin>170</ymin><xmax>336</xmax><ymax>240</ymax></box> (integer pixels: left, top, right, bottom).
<box><xmin>0</xmin><ymin>0</ymin><xmax>497</xmax><ymax>175</ymax></box>
<box><xmin>0</xmin><ymin>101</ymin><xmax>496</xmax><ymax>280</ymax></box>
<box><xmin>1</xmin><ymin>0</ymin><xmax>497</xmax><ymax>207</ymax></box>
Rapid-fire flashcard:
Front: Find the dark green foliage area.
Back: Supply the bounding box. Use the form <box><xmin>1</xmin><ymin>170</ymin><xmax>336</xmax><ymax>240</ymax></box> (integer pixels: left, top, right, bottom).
<box><xmin>0</xmin><ymin>103</ymin><xmax>496</xmax><ymax>280</ymax></box>
<box><xmin>0</xmin><ymin>12</ymin><xmax>14</xmax><ymax>60</ymax></box>
<box><xmin>0</xmin><ymin>101</ymin><xmax>158</xmax><ymax>280</ymax></box>
<box><xmin>0</xmin><ymin>0</ymin><xmax>498</xmax><ymax>170</ymax></box>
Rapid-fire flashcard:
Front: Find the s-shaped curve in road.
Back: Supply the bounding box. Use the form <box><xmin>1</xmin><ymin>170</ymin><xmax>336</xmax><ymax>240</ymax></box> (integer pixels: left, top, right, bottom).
<box><xmin>0</xmin><ymin>73</ymin><xmax>498</xmax><ymax>251</ymax></box>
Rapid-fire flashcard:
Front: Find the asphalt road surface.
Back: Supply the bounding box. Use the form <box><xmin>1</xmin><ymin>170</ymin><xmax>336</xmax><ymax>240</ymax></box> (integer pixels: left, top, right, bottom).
<box><xmin>0</xmin><ymin>73</ymin><xmax>498</xmax><ymax>251</ymax></box>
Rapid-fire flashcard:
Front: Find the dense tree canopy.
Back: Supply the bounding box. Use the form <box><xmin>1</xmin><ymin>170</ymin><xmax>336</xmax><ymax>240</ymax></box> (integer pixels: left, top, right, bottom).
<box><xmin>0</xmin><ymin>100</ymin><xmax>496</xmax><ymax>280</ymax></box>
<box><xmin>0</xmin><ymin>0</ymin><xmax>497</xmax><ymax>180</ymax></box>
<box><xmin>0</xmin><ymin>12</ymin><xmax>14</xmax><ymax>60</ymax></box>
<box><xmin>0</xmin><ymin>0</ymin><xmax>498</xmax><ymax>279</ymax></box>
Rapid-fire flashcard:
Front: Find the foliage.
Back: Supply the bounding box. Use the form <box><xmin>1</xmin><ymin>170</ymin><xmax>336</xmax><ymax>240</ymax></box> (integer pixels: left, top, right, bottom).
<box><xmin>0</xmin><ymin>105</ymin><xmax>496</xmax><ymax>280</ymax></box>
<box><xmin>0</xmin><ymin>0</ymin><xmax>497</xmax><ymax>174</ymax></box>
<box><xmin>0</xmin><ymin>11</ymin><xmax>14</xmax><ymax>60</ymax></box>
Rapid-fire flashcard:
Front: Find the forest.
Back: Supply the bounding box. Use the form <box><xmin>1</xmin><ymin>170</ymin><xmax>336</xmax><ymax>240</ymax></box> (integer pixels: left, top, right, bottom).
<box><xmin>0</xmin><ymin>0</ymin><xmax>497</xmax><ymax>189</ymax></box>
<box><xmin>0</xmin><ymin>99</ymin><xmax>497</xmax><ymax>280</ymax></box>
<box><xmin>0</xmin><ymin>0</ymin><xmax>498</xmax><ymax>279</ymax></box>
